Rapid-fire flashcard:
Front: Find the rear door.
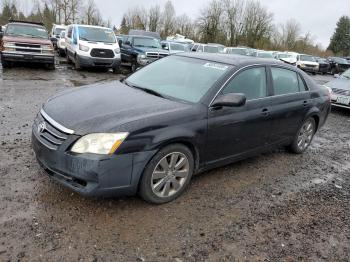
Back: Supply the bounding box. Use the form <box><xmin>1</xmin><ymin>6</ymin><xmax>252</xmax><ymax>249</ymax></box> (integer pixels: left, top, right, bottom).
<box><xmin>268</xmin><ymin>66</ymin><xmax>312</xmax><ymax>143</ymax></box>
<box><xmin>206</xmin><ymin>66</ymin><xmax>273</xmax><ymax>164</ymax></box>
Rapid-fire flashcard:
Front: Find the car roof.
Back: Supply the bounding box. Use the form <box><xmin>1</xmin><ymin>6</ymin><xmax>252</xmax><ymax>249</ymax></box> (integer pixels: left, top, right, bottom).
<box><xmin>7</xmin><ymin>22</ymin><xmax>45</xmax><ymax>28</ymax></box>
<box><xmin>175</xmin><ymin>52</ymin><xmax>284</xmax><ymax>66</ymax></box>
<box><xmin>71</xmin><ymin>24</ymin><xmax>112</xmax><ymax>30</ymax></box>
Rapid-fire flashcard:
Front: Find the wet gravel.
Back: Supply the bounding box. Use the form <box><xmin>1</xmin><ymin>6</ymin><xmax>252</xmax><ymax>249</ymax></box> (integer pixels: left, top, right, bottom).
<box><xmin>0</xmin><ymin>61</ymin><xmax>350</xmax><ymax>261</ymax></box>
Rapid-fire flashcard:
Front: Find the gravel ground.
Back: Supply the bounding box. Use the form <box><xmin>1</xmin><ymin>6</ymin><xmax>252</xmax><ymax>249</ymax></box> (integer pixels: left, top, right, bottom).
<box><xmin>0</xmin><ymin>60</ymin><xmax>350</xmax><ymax>262</ymax></box>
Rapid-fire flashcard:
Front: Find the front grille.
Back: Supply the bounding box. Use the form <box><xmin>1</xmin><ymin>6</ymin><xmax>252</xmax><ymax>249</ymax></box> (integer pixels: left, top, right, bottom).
<box><xmin>145</xmin><ymin>52</ymin><xmax>169</xmax><ymax>59</ymax></box>
<box><xmin>15</xmin><ymin>43</ymin><xmax>41</xmax><ymax>53</ymax></box>
<box><xmin>332</xmin><ymin>88</ymin><xmax>350</xmax><ymax>96</ymax></box>
<box><xmin>33</xmin><ymin>113</ymin><xmax>69</xmax><ymax>150</ymax></box>
<box><xmin>90</xmin><ymin>48</ymin><xmax>114</xmax><ymax>58</ymax></box>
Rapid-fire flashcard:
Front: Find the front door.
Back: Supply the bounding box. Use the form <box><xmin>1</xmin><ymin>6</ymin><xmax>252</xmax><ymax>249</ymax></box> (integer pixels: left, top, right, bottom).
<box><xmin>205</xmin><ymin>66</ymin><xmax>273</xmax><ymax>164</ymax></box>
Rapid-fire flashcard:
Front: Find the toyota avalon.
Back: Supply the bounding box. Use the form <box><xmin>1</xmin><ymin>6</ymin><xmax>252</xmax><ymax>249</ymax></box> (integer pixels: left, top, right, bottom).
<box><xmin>32</xmin><ymin>53</ymin><xmax>331</xmax><ymax>204</ymax></box>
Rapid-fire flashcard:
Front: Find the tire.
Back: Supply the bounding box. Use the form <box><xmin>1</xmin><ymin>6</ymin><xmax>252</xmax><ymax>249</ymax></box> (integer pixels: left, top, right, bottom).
<box><xmin>58</xmin><ymin>49</ymin><xmax>65</xmax><ymax>57</ymax></box>
<box><xmin>131</xmin><ymin>62</ymin><xmax>138</xmax><ymax>73</ymax></box>
<box><xmin>47</xmin><ymin>63</ymin><xmax>55</xmax><ymax>70</ymax></box>
<box><xmin>74</xmin><ymin>54</ymin><xmax>81</xmax><ymax>70</ymax></box>
<box><xmin>1</xmin><ymin>59</ymin><xmax>11</xmax><ymax>68</ymax></box>
<box><xmin>66</xmin><ymin>51</ymin><xmax>72</xmax><ymax>64</ymax></box>
<box><xmin>289</xmin><ymin>117</ymin><xmax>316</xmax><ymax>154</ymax></box>
<box><xmin>139</xmin><ymin>144</ymin><xmax>194</xmax><ymax>204</ymax></box>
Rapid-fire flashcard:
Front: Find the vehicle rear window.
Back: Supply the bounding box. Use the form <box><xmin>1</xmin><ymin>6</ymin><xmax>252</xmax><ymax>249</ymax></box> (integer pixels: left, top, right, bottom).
<box><xmin>222</xmin><ymin>67</ymin><xmax>267</xmax><ymax>100</ymax></box>
<box><xmin>5</xmin><ymin>24</ymin><xmax>48</xmax><ymax>39</ymax></box>
<box><xmin>126</xmin><ymin>56</ymin><xmax>232</xmax><ymax>103</ymax></box>
<box><xmin>271</xmin><ymin>68</ymin><xmax>299</xmax><ymax>95</ymax></box>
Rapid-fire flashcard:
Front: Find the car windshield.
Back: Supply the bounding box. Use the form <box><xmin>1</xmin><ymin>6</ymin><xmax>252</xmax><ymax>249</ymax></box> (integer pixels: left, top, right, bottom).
<box><xmin>126</xmin><ymin>56</ymin><xmax>232</xmax><ymax>103</ymax></box>
<box><xmin>278</xmin><ymin>53</ymin><xmax>291</xmax><ymax>59</ymax></box>
<box><xmin>228</xmin><ymin>48</ymin><xmax>247</xmax><ymax>55</ymax></box>
<box><xmin>134</xmin><ymin>37</ymin><xmax>161</xmax><ymax>48</ymax></box>
<box><xmin>54</xmin><ymin>28</ymin><xmax>65</xmax><ymax>35</ymax></box>
<box><xmin>5</xmin><ymin>24</ymin><xmax>48</xmax><ymax>39</ymax></box>
<box><xmin>333</xmin><ymin>57</ymin><xmax>349</xmax><ymax>64</ymax></box>
<box><xmin>78</xmin><ymin>26</ymin><xmax>116</xmax><ymax>43</ymax></box>
<box><xmin>204</xmin><ymin>46</ymin><xmax>219</xmax><ymax>53</ymax></box>
<box><xmin>341</xmin><ymin>69</ymin><xmax>350</xmax><ymax>79</ymax></box>
<box><xmin>300</xmin><ymin>55</ymin><xmax>315</xmax><ymax>62</ymax></box>
<box><xmin>170</xmin><ymin>43</ymin><xmax>187</xmax><ymax>51</ymax></box>
<box><xmin>257</xmin><ymin>52</ymin><xmax>274</xmax><ymax>58</ymax></box>
<box><xmin>60</xmin><ymin>31</ymin><xmax>65</xmax><ymax>38</ymax></box>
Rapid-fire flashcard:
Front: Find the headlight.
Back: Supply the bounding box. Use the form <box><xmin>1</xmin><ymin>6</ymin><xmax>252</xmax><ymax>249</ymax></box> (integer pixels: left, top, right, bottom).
<box><xmin>324</xmin><ymin>85</ymin><xmax>332</xmax><ymax>94</ymax></box>
<box><xmin>42</xmin><ymin>44</ymin><xmax>54</xmax><ymax>54</ymax></box>
<box><xmin>3</xmin><ymin>42</ymin><xmax>15</xmax><ymax>51</ymax></box>
<box><xmin>71</xmin><ymin>132</ymin><xmax>129</xmax><ymax>155</ymax></box>
<box><xmin>79</xmin><ymin>44</ymin><xmax>89</xmax><ymax>52</ymax></box>
<box><xmin>114</xmin><ymin>48</ymin><xmax>120</xmax><ymax>54</ymax></box>
<box><xmin>137</xmin><ymin>54</ymin><xmax>148</xmax><ymax>65</ymax></box>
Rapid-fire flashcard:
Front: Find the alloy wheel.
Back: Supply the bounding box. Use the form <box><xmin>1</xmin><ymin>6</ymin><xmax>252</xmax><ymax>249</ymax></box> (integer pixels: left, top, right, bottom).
<box><xmin>151</xmin><ymin>152</ymin><xmax>190</xmax><ymax>198</ymax></box>
<box><xmin>297</xmin><ymin>120</ymin><xmax>315</xmax><ymax>151</ymax></box>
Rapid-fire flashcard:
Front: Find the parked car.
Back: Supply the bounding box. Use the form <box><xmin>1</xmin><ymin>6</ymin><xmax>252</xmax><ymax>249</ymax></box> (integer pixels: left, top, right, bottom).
<box><xmin>32</xmin><ymin>53</ymin><xmax>331</xmax><ymax>204</ymax></box>
<box><xmin>275</xmin><ymin>52</ymin><xmax>292</xmax><ymax>60</ymax></box>
<box><xmin>253</xmin><ymin>50</ymin><xmax>274</xmax><ymax>59</ymax></box>
<box><xmin>327</xmin><ymin>57</ymin><xmax>350</xmax><ymax>75</ymax></box>
<box><xmin>296</xmin><ymin>54</ymin><xmax>319</xmax><ymax>75</ymax></box>
<box><xmin>50</xmin><ymin>24</ymin><xmax>66</xmax><ymax>49</ymax></box>
<box><xmin>161</xmin><ymin>41</ymin><xmax>190</xmax><ymax>54</ymax></box>
<box><xmin>0</xmin><ymin>20</ymin><xmax>55</xmax><ymax>69</ymax></box>
<box><xmin>207</xmin><ymin>43</ymin><xmax>226</xmax><ymax>53</ymax></box>
<box><xmin>314</xmin><ymin>57</ymin><xmax>330</xmax><ymax>75</ymax></box>
<box><xmin>324</xmin><ymin>68</ymin><xmax>350</xmax><ymax>109</ymax></box>
<box><xmin>65</xmin><ymin>24</ymin><xmax>121</xmax><ymax>72</ymax></box>
<box><xmin>279</xmin><ymin>52</ymin><xmax>299</xmax><ymax>65</ymax></box>
<box><xmin>225</xmin><ymin>47</ymin><xmax>249</xmax><ymax>56</ymax></box>
<box><xmin>120</xmin><ymin>35</ymin><xmax>169</xmax><ymax>72</ymax></box>
<box><xmin>191</xmin><ymin>43</ymin><xmax>220</xmax><ymax>53</ymax></box>
<box><xmin>57</xmin><ymin>31</ymin><xmax>66</xmax><ymax>56</ymax></box>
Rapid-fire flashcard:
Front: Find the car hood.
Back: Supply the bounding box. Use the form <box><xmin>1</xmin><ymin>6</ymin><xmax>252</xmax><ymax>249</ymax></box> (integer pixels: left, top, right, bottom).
<box><xmin>325</xmin><ymin>77</ymin><xmax>350</xmax><ymax>90</ymax></box>
<box><xmin>133</xmin><ymin>47</ymin><xmax>169</xmax><ymax>54</ymax></box>
<box><xmin>3</xmin><ymin>35</ymin><xmax>51</xmax><ymax>45</ymax></box>
<box><xmin>280</xmin><ymin>57</ymin><xmax>297</xmax><ymax>64</ymax></box>
<box><xmin>42</xmin><ymin>81</ymin><xmax>189</xmax><ymax>135</ymax></box>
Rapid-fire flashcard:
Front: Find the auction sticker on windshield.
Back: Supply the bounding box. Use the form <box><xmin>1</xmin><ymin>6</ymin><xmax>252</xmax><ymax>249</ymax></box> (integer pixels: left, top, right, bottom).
<box><xmin>203</xmin><ymin>63</ymin><xmax>229</xmax><ymax>71</ymax></box>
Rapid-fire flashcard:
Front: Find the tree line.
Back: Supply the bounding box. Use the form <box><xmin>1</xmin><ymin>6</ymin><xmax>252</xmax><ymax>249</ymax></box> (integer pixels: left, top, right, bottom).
<box><xmin>0</xmin><ymin>0</ymin><xmax>110</xmax><ymax>32</ymax></box>
<box><xmin>119</xmin><ymin>0</ymin><xmax>337</xmax><ymax>56</ymax></box>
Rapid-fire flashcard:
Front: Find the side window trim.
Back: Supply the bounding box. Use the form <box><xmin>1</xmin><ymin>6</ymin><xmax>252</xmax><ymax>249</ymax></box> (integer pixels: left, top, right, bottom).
<box><xmin>297</xmin><ymin>73</ymin><xmax>309</xmax><ymax>91</ymax></box>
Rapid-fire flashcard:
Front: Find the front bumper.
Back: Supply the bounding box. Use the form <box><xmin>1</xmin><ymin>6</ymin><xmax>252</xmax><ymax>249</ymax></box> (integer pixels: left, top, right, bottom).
<box><xmin>1</xmin><ymin>51</ymin><xmax>54</xmax><ymax>64</ymax></box>
<box><xmin>299</xmin><ymin>65</ymin><xmax>318</xmax><ymax>73</ymax></box>
<box><xmin>32</xmin><ymin>130</ymin><xmax>156</xmax><ymax>197</ymax></box>
<box><xmin>77</xmin><ymin>54</ymin><xmax>121</xmax><ymax>69</ymax></box>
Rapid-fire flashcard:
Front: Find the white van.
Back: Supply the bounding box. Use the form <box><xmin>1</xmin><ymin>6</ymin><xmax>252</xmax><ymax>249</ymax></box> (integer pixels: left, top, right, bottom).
<box><xmin>65</xmin><ymin>24</ymin><xmax>121</xmax><ymax>72</ymax></box>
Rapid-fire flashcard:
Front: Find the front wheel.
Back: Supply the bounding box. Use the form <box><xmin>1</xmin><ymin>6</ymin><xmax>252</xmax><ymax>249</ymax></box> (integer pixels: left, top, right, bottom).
<box><xmin>139</xmin><ymin>144</ymin><xmax>194</xmax><ymax>204</ymax></box>
<box><xmin>289</xmin><ymin>118</ymin><xmax>316</xmax><ymax>154</ymax></box>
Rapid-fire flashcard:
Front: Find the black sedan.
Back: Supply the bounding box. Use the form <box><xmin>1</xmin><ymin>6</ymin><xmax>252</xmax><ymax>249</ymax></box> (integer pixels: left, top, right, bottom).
<box><xmin>327</xmin><ymin>57</ymin><xmax>350</xmax><ymax>75</ymax></box>
<box><xmin>315</xmin><ymin>57</ymin><xmax>330</xmax><ymax>75</ymax></box>
<box><xmin>32</xmin><ymin>53</ymin><xmax>331</xmax><ymax>204</ymax></box>
<box><xmin>324</xmin><ymin>68</ymin><xmax>350</xmax><ymax>109</ymax></box>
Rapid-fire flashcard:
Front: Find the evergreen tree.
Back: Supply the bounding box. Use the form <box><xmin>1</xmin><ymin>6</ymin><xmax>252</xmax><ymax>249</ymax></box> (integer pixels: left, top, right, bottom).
<box><xmin>328</xmin><ymin>16</ymin><xmax>350</xmax><ymax>56</ymax></box>
<box><xmin>120</xmin><ymin>16</ymin><xmax>129</xmax><ymax>34</ymax></box>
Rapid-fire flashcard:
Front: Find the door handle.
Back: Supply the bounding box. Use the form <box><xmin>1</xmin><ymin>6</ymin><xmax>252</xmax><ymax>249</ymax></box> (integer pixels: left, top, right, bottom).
<box><xmin>261</xmin><ymin>108</ymin><xmax>269</xmax><ymax>116</ymax></box>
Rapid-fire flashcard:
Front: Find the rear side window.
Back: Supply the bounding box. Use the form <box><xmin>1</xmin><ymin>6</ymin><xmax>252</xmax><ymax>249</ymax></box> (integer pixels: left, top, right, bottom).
<box><xmin>67</xmin><ymin>26</ymin><xmax>72</xmax><ymax>38</ymax></box>
<box><xmin>271</xmin><ymin>68</ymin><xmax>299</xmax><ymax>95</ymax></box>
<box><xmin>222</xmin><ymin>67</ymin><xmax>267</xmax><ymax>100</ymax></box>
<box><xmin>298</xmin><ymin>74</ymin><xmax>307</xmax><ymax>91</ymax></box>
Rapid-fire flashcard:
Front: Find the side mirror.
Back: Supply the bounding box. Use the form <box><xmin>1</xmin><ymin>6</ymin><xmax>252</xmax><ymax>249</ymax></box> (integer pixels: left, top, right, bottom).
<box><xmin>211</xmin><ymin>93</ymin><xmax>246</xmax><ymax>108</ymax></box>
<box><xmin>334</xmin><ymin>74</ymin><xmax>340</xmax><ymax>78</ymax></box>
<box><xmin>118</xmin><ymin>39</ymin><xmax>123</xmax><ymax>47</ymax></box>
<box><xmin>162</xmin><ymin>44</ymin><xmax>169</xmax><ymax>50</ymax></box>
<box><xmin>124</xmin><ymin>40</ymin><xmax>131</xmax><ymax>46</ymax></box>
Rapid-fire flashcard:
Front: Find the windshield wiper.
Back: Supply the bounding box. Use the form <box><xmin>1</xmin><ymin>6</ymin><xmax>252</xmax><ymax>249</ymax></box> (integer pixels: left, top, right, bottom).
<box><xmin>123</xmin><ymin>80</ymin><xmax>164</xmax><ymax>98</ymax></box>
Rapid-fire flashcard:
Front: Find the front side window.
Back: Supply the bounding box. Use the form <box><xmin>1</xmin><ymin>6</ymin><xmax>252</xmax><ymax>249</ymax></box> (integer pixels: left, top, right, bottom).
<box><xmin>271</xmin><ymin>67</ymin><xmax>299</xmax><ymax>95</ymax></box>
<box><xmin>222</xmin><ymin>67</ymin><xmax>267</xmax><ymax>100</ymax></box>
<box><xmin>204</xmin><ymin>46</ymin><xmax>219</xmax><ymax>53</ymax></box>
<box><xmin>5</xmin><ymin>24</ymin><xmax>48</xmax><ymax>39</ymax></box>
<box><xmin>126</xmin><ymin>56</ymin><xmax>232</xmax><ymax>103</ymax></box>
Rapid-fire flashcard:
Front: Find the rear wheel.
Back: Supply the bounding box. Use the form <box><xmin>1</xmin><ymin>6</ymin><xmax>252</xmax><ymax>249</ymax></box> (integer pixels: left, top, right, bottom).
<box><xmin>289</xmin><ymin>118</ymin><xmax>316</xmax><ymax>154</ymax></box>
<box><xmin>139</xmin><ymin>144</ymin><xmax>194</xmax><ymax>204</ymax></box>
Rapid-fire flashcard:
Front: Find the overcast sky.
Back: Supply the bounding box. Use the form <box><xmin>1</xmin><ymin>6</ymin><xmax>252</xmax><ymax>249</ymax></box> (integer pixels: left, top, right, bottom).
<box><xmin>20</xmin><ymin>0</ymin><xmax>349</xmax><ymax>48</ymax></box>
